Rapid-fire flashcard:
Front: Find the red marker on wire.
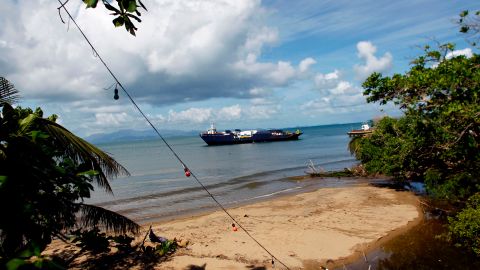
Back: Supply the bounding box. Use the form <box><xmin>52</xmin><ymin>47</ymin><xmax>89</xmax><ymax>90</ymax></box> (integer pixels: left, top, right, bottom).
<box><xmin>183</xmin><ymin>165</ymin><xmax>191</xmax><ymax>177</ymax></box>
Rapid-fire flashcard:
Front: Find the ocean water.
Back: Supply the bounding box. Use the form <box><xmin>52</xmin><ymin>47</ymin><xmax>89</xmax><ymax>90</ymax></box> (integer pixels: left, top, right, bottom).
<box><xmin>89</xmin><ymin>124</ymin><xmax>360</xmax><ymax>224</ymax></box>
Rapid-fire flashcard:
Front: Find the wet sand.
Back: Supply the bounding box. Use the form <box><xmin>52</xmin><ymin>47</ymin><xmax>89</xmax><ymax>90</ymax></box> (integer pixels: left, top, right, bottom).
<box><xmin>148</xmin><ymin>184</ymin><xmax>420</xmax><ymax>269</ymax></box>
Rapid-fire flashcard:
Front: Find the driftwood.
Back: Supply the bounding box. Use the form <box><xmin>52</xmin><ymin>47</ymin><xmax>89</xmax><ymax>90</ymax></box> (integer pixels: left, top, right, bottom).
<box><xmin>305</xmin><ymin>160</ymin><xmax>325</xmax><ymax>176</ymax></box>
<box><xmin>138</xmin><ymin>225</ymin><xmax>152</xmax><ymax>250</ymax></box>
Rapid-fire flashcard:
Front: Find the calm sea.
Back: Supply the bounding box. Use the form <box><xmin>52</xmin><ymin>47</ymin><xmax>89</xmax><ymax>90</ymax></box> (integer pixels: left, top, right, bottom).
<box><xmin>89</xmin><ymin>123</ymin><xmax>361</xmax><ymax>224</ymax></box>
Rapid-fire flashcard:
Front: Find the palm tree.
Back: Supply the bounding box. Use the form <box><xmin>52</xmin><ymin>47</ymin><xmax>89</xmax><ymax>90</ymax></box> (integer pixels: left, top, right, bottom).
<box><xmin>0</xmin><ymin>77</ymin><xmax>139</xmax><ymax>258</ymax></box>
<box><xmin>0</xmin><ymin>77</ymin><xmax>19</xmax><ymax>104</ymax></box>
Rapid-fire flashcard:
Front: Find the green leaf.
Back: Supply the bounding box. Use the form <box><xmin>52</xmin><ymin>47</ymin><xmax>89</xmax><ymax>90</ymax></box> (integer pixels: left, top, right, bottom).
<box><xmin>77</xmin><ymin>170</ymin><xmax>100</xmax><ymax>177</ymax></box>
<box><xmin>104</xmin><ymin>2</ymin><xmax>120</xmax><ymax>13</ymax></box>
<box><xmin>126</xmin><ymin>0</ymin><xmax>137</xmax><ymax>13</ymax></box>
<box><xmin>6</xmin><ymin>258</ymin><xmax>27</xmax><ymax>270</ymax></box>
<box><xmin>83</xmin><ymin>0</ymin><xmax>99</xmax><ymax>9</ymax></box>
<box><xmin>30</xmin><ymin>130</ymin><xmax>50</xmax><ymax>142</ymax></box>
<box><xmin>0</xmin><ymin>175</ymin><xmax>6</xmax><ymax>188</ymax></box>
<box><xmin>113</xmin><ymin>17</ymin><xmax>125</xmax><ymax>27</ymax></box>
<box><xmin>18</xmin><ymin>114</ymin><xmax>37</xmax><ymax>135</ymax></box>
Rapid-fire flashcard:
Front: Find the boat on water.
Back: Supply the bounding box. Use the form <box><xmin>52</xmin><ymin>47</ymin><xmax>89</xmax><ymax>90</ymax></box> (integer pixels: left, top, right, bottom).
<box><xmin>347</xmin><ymin>123</ymin><xmax>373</xmax><ymax>137</ymax></box>
<box><xmin>199</xmin><ymin>124</ymin><xmax>303</xmax><ymax>145</ymax></box>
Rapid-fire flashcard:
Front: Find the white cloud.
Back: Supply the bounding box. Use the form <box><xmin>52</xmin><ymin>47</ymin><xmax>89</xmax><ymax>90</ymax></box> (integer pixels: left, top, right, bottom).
<box><xmin>307</xmin><ymin>65</ymin><xmax>368</xmax><ymax>115</ymax></box>
<box><xmin>314</xmin><ymin>70</ymin><xmax>340</xmax><ymax>90</ymax></box>
<box><xmin>76</xmin><ymin>104</ymin><xmax>128</xmax><ymax>114</ymax></box>
<box><xmin>168</xmin><ymin>108</ymin><xmax>213</xmax><ymax>123</ymax></box>
<box><xmin>217</xmin><ymin>105</ymin><xmax>242</xmax><ymax>120</ymax></box>
<box><xmin>94</xmin><ymin>112</ymin><xmax>132</xmax><ymax>126</ymax></box>
<box><xmin>353</xmin><ymin>41</ymin><xmax>393</xmax><ymax>80</ymax></box>
<box><xmin>299</xmin><ymin>57</ymin><xmax>316</xmax><ymax>73</ymax></box>
<box><xmin>446</xmin><ymin>48</ymin><xmax>473</xmax><ymax>59</ymax></box>
<box><xmin>247</xmin><ymin>104</ymin><xmax>280</xmax><ymax>119</ymax></box>
<box><xmin>330</xmin><ymin>81</ymin><xmax>357</xmax><ymax>95</ymax></box>
<box><xmin>232</xmin><ymin>54</ymin><xmax>299</xmax><ymax>85</ymax></box>
<box><xmin>1</xmin><ymin>0</ymin><xmax>315</xmax><ymax>107</ymax></box>
<box><xmin>251</xmin><ymin>97</ymin><xmax>275</xmax><ymax>106</ymax></box>
<box><xmin>166</xmin><ymin>104</ymin><xmax>245</xmax><ymax>124</ymax></box>
<box><xmin>301</xmin><ymin>92</ymin><xmax>365</xmax><ymax>114</ymax></box>
<box><xmin>243</xmin><ymin>26</ymin><xmax>279</xmax><ymax>55</ymax></box>
<box><xmin>249</xmin><ymin>87</ymin><xmax>272</xmax><ymax>97</ymax></box>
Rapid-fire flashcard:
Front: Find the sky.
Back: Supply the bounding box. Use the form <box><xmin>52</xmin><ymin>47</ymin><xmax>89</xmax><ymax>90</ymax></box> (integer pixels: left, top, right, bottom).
<box><xmin>0</xmin><ymin>0</ymin><xmax>477</xmax><ymax>137</ymax></box>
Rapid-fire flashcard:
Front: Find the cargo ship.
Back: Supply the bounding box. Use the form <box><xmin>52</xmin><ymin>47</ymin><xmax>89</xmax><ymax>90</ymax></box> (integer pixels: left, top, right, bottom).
<box><xmin>199</xmin><ymin>124</ymin><xmax>303</xmax><ymax>145</ymax></box>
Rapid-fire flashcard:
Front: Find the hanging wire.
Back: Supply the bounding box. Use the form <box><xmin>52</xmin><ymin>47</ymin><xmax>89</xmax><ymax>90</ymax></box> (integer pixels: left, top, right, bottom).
<box><xmin>56</xmin><ymin>1</ymin><xmax>290</xmax><ymax>269</ymax></box>
<box><xmin>56</xmin><ymin>0</ymin><xmax>69</xmax><ymax>24</ymax></box>
<box><xmin>103</xmin><ymin>82</ymin><xmax>117</xmax><ymax>91</ymax></box>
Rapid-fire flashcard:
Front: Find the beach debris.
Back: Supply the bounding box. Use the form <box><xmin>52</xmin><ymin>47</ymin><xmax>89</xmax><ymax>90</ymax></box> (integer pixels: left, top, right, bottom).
<box><xmin>232</xmin><ymin>223</ymin><xmax>238</xmax><ymax>232</ymax></box>
<box><xmin>305</xmin><ymin>159</ymin><xmax>325</xmax><ymax>177</ymax></box>
<box><xmin>155</xmin><ymin>239</ymin><xmax>177</xmax><ymax>256</ymax></box>
<box><xmin>244</xmin><ymin>214</ymin><xmax>249</xmax><ymax>217</ymax></box>
<box><xmin>149</xmin><ymin>228</ymin><xmax>167</xmax><ymax>243</ymax></box>
<box><xmin>177</xmin><ymin>239</ymin><xmax>189</xmax><ymax>247</ymax></box>
<box><xmin>306</xmin><ymin>160</ymin><xmax>319</xmax><ymax>173</ymax></box>
<box><xmin>139</xmin><ymin>225</ymin><xmax>152</xmax><ymax>250</ymax></box>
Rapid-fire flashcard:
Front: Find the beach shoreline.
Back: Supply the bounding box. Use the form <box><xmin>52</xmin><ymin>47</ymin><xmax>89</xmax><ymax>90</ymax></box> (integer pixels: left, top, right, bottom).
<box><xmin>146</xmin><ymin>182</ymin><xmax>421</xmax><ymax>269</ymax></box>
<box><xmin>127</xmin><ymin>176</ymin><xmax>390</xmax><ymax>225</ymax></box>
<box><xmin>48</xmin><ymin>180</ymin><xmax>421</xmax><ymax>269</ymax></box>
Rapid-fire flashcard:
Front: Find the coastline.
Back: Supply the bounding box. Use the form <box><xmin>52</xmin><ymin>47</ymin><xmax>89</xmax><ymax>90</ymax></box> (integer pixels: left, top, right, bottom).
<box><xmin>146</xmin><ymin>183</ymin><xmax>421</xmax><ymax>269</ymax></box>
<box><xmin>47</xmin><ymin>181</ymin><xmax>422</xmax><ymax>269</ymax></box>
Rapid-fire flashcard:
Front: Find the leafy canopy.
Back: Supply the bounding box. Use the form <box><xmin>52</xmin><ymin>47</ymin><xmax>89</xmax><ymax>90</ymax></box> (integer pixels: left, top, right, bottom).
<box><xmin>0</xmin><ymin>77</ymin><xmax>139</xmax><ymax>262</ymax></box>
<box><xmin>352</xmin><ymin>44</ymin><xmax>479</xmax><ymax>201</ymax></box>
<box><xmin>448</xmin><ymin>193</ymin><xmax>480</xmax><ymax>255</ymax></box>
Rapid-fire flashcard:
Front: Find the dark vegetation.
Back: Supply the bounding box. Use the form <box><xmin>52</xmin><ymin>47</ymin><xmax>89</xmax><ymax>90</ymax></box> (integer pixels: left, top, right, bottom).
<box><xmin>349</xmin><ymin>10</ymin><xmax>480</xmax><ymax>256</ymax></box>
<box><xmin>0</xmin><ymin>77</ymin><xmax>179</xmax><ymax>269</ymax></box>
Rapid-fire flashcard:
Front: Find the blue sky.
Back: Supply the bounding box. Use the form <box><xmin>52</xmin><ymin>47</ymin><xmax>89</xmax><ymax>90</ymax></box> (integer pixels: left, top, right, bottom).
<box><xmin>0</xmin><ymin>0</ymin><xmax>477</xmax><ymax>137</ymax></box>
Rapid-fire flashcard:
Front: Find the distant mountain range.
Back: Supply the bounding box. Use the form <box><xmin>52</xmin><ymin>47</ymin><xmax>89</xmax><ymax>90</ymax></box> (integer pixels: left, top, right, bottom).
<box><xmin>84</xmin><ymin>122</ymin><xmax>365</xmax><ymax>144</ymax></box>
<box><xmin>84</xmin><ymin>129</ymin><xmax>200</xmax><ymax>144</ymax></box>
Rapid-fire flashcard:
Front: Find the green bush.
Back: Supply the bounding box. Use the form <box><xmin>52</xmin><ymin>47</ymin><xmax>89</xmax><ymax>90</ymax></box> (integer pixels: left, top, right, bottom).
<box><xmin>448</xmin><ymin>193</ymin><xmax>480</xmax><ymax>255</ymax></box>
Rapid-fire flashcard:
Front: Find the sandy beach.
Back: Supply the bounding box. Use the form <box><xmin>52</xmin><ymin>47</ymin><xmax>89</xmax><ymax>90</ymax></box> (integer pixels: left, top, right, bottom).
<box><xmin>48</xmin><ymin>183</ymin><xmax>420</xmax><ymax>269</ymax></box>
<box><xmin>146</xmin><ymin>184</ymin><xmax>420</xmax><ymax>269</ymax></box>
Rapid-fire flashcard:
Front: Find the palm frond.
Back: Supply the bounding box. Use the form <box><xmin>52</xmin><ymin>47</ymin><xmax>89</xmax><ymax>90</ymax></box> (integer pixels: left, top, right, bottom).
<box><xmin>78</xmin><ymin>203</ymin><xmax>140</xmax><ymax>235</ymax></box>
<box><xmin>37</xmin><ymin>118</ymin><xmax>130</xmax><ymax>194</ymax></box>
<box><xmin>0</xmin><ymin>77</ymin><xmax>20</xmax><ymax>104</ymax></box>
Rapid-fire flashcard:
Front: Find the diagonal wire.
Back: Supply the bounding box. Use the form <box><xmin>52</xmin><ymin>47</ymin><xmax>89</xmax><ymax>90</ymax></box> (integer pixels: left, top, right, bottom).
<box><xmin>56</xmin><ymin>1</ymin><xmax>290</xmax><ymax>269</ymax></box>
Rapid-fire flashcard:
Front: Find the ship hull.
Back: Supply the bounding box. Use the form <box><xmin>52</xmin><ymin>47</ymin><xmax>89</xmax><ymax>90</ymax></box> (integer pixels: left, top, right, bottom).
<box><xmin>200</xmin><ymin>131</ymin><xmax>302</xmax><ymax>146</ymax></box>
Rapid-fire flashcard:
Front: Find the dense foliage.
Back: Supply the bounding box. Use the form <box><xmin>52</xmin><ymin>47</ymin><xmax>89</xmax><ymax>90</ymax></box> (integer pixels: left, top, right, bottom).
<box><xmin>0</xmin><ymin>78</ymin><xmax>139</xmax><ymax>267</ymax></box>
<box><xmin>349</xmin><ymin>45</ymin><xmax>480</xmax><ymax>255</ymax></box>
<box><xmin>448</xmin><ymin>193</ymin><xmax>480</xmax><ymax>254</ymax></box>
<box><xmin>351</xmin><ymin>45</ymin><xmax>479</xmax><ymax>200</ymax></box>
